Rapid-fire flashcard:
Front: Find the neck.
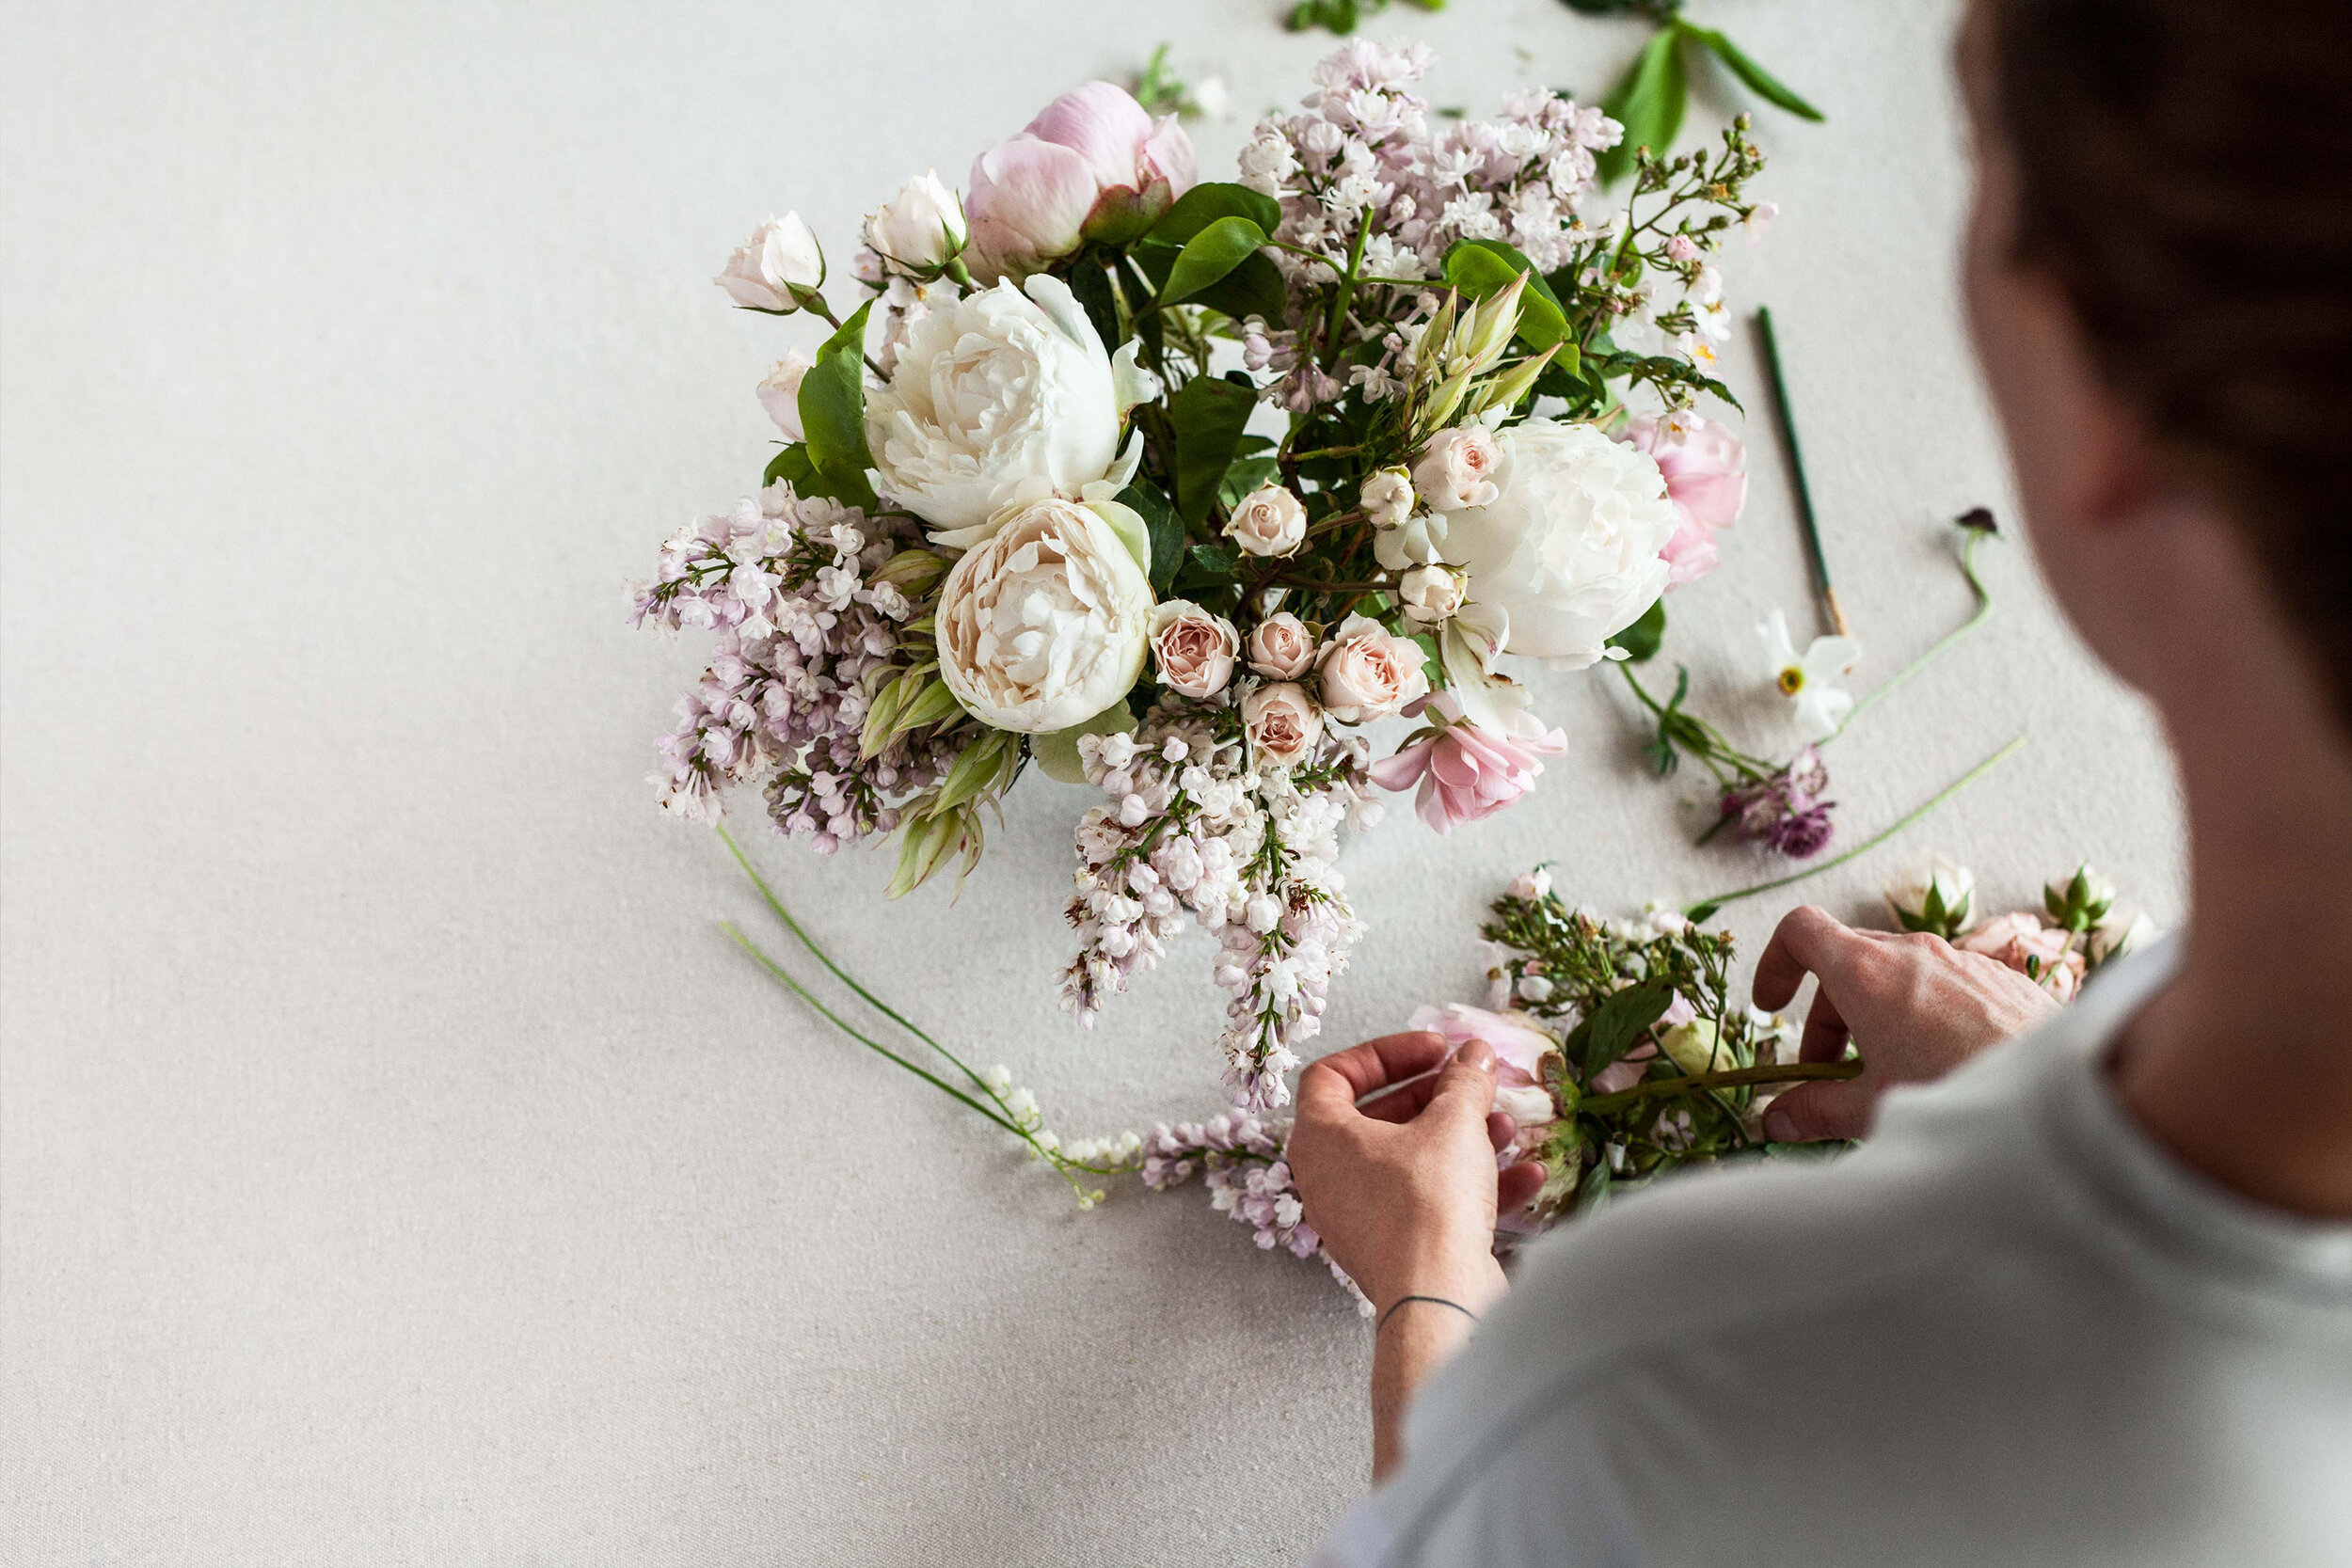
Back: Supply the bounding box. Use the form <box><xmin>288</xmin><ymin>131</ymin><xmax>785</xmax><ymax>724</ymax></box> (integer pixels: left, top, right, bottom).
<box><xmin>2114</xmin><ymin>531</ymin><xmax>2352</xmax><ymax>1216</ymax></box>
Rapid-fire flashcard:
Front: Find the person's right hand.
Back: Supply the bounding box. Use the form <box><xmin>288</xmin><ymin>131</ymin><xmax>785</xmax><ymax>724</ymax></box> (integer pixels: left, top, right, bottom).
<box><xmin>1754</xmin><ymin>906</ymin><xmax>2060</xmax><ymax>1142</ymax></box>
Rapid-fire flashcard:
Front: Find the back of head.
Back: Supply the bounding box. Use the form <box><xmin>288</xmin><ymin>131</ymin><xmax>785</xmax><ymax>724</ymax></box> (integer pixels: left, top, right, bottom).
<box><xmin>1991</xmin><ymin>0</ymin><xmax>2352</xmax><ymax>716</ymax></box>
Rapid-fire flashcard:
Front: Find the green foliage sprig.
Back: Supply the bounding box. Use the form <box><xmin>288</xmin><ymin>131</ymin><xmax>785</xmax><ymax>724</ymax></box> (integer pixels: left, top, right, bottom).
<box><xmin>1564</xmin><ymin>0</ymin><xmax>1823</xmax><ymax>183</ymax></box>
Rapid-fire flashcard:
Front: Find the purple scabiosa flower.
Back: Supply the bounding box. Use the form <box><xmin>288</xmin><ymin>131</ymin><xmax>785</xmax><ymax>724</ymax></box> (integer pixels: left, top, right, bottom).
<box><xmin>1719</xmin><ymin>745</ymin><xmax>1836</xmax><ymax>859</ymax></box>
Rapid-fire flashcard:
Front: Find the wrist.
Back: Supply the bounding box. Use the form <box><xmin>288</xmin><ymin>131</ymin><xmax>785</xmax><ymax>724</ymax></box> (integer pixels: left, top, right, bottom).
<box><xmin>1369</xmin><ymin>1247</ymin><xmax>1507</xmax><ymax>1322</ymax></box>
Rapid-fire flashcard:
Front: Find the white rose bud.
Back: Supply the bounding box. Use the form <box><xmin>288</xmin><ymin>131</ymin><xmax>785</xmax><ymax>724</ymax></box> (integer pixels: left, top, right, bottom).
<box><xmin>716</xmin><ymin>213</ymin><xmax>825</xmax><ymax>312</ymax></box>
<box><xmin>2089</xmin><ymin>906</ymin><xmax>2157</xmax><ymax>968</ymax></box>
<box><xmin>1412</xmin><ymin>425</ymin><xmax>1502</xmax><ymax>512</ymax></box>
<box><xmin>1149</xmin><ymin>599</ymin><xmax>1240</xmax><ymax>699</ymax></box>
<box><xmin>1243</xmin><ymin>681</ymin><xmax>1324</xmax><ymax>768</ymax></box>
<box><xmin>867</xmin><ymin>169</ymin><xmax>969</xmax><ymax>272</ymax></box>
<box><xmin>934</xmin><ymin>496</ymin><xmax>1154</xmax><ymax>732</ymax></box>
<box><xmin>1397</xmin><ymin>563</ymin><xmax>1466</xmax><ymax>625</ymax></box>
<box><xmin>756</xmin><ymin>349</ymin><xmax>816</xmax><ymax>441</ymax></box>
<box><xmin>1314</xmin><ymin>611</ymin><xmax>1430</xmax><ymax>723</ymax></box>
<box><xmin>1224</xmin><ymin>483</ymin><xmax>1308</xmax><ymax>558</ymax></box>
<box><xmin>1884</xmin><ymin>852</ymin><xmax>1976</xmax><ymax>939</ymax></box>
<box><xmin>1246</xmin><ymin>611</ymin><xmax>1318</xmax><ymax>679</ymax></box>
<box><xmin>1360</xmin><ymin>466</ymin><xmax>1415</xmax><ymax>531</ymax></box>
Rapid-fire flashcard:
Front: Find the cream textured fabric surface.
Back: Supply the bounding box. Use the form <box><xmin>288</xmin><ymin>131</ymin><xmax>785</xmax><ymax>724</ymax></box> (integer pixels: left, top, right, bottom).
<box><xmin>0</xmin><ymin>2</ymin><xmax>2185</xmax><ymax>1562</ymax></box>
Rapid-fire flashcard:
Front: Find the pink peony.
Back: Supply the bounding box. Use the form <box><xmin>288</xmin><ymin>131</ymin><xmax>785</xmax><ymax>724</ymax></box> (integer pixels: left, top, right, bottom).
<box><xmin>1368</xmin><ymin>691</ymin><xmax>1568</xmax><ymax>835</ymax></box>
<box><xmin>1957</xmin><ymin>911</ymin><xmax>2086</xmax><ymax>1002</ymax></box>
<box><xmin>965</xmin><ymin>83</ymin><xmax>1197</xmax><ymax>280</ymax></box>
<box><xmin>1405</xmin><ymin>1002</ymin><xmax>1560</xmax><ymax>1143</ymax></box>
<box><xmin>1621</xmin><ymin>411</ymin><xmax>1747</xmax><ymax>587</ymax></box>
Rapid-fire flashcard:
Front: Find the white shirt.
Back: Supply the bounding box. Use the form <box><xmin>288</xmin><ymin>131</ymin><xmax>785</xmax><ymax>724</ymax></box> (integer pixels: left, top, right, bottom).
<box><xmin>1311</xmin><ymin>940</ymin><xmax>2352</xmax><ymax>1566</ymax></box>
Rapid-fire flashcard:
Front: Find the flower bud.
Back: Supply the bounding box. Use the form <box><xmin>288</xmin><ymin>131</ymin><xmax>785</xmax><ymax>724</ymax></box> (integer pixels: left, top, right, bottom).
<box><xmin>867</xmin><ymin>169</ymin><xmax>969</xmax><ymax>273</ymax></box>
<box><xmin>1397</xmin><ymin>563</ymin><xmax>1466</xmax><ymax>626</ymax></box>
<box><xmin>2043</xmin><ymin>863</ymin><xmax>2117</xmax><ymax>933</ymax></box>
<box><xmin>715</xmin><ymin>214</ymin><xmax>825</xmax><ymax>312</ymax></box>
<box><xmin>756</xmin><ymin>349</ymin><xmax>816</xmax><ymax>440</ymax></box>
<box><xmin>1660</xmin><ymin>1018</ymin><xmax>1730</xmax><ymax>1076</ymax></box>
<box><xmin>1884</xmin><ymin>851</ymin><xmax>1975</xmax><ymax>940</ymax></box>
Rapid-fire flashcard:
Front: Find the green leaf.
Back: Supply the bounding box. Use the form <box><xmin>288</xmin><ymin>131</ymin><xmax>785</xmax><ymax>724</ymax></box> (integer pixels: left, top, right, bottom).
<box><xmin>1606</xmin><ymin>596</ymin><xmax>1667</xmax><ymax>662</ymax></box>
<box><xmin>798</xmin><ymin>300</ymin><xmax>878</xmax><ymax>509</ymax></box>
<box><xmin>1188</xmin><ymin>541</ymin><xmax>1239</xmax><ymax>575</ymax></box>
<box><xmin>1216</xmin><ymin>454</ymin><xmax>1281</xmax><ymax>512</ymax></box>
<box><xmin>1119</xmin><ymin>482</ymin><xmax>1186</xmax><ymax>595</ymax></box>
<box><xmin>1684</xmin><ymin>901</ymin><xmax>1722</xmax><ymax>925</ymax></box>
<box><xmin>933</xmin><ymin>733</ymin><xmax>1009</xmax><ymax>815</ymax></box>
<box><xmin>1597</xmin><ymin>25</ymin><xmax>1688</xmax><ymax>186</ymax></box>
<box><xmin>1577</xmin><ymin>976</ymin><xmax>1676</xmax><ymax>1082</ymax></box>
<box><xmin>1576</xmin><ymin>1158</ymin><xmax>1614</xmax><ymax>1213</ymax></box>
<box><xmin>763</xmin><ymin>443</ymin><xmax>817</xmax><ymax>489</ymax></box>
<box><xmin>1187</xmin><ymin>251</ymin><xmax>1287</xmax><ymax>325</ymax></box>
<box><xmin>1150</xmin><ymin>182</ymin><xmax>1282</xmax><ymax>245</ymax></box>
<box><xmin>1167</xmin><ymin>373</ymin><xmax>1259</xmax><ymax>525</ymax></box>
<box><xmin>1683</xmin><ymin>24</ymin><xmax>1824</xmax><ymax>121</ymax></box>
<box><xmin>889</xmin><ymin>678</ymin><xmax>963</xmax><ymax>738</ymax></box>
<box><xmin>1160</xmin><ymin>215</ymin><xmax>1270</xmax><ymax>307</ymax></box>
<box><xmin>1031</xmin><ymin>702</ymin><xmax>1140</xmax><ymax>784</ymax></box>
<box><xmin>1439</xmin><ymin>239</ymin><xmax>1571</xmax><ymax>350</ymax></box>
<box><xmin>1067</xmin><ymin>261</ymin><xmax>1122</xmax><ymax>358</ymax></box>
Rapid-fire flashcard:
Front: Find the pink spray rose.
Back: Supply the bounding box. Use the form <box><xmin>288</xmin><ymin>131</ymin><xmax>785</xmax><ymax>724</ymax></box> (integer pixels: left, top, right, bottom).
<box><xmin>1315</xmin><ymin>611</ymin><xmax>1429</xmax><ymax>722</ymax></box>
<box><xmin>1405</xmin><ymin>1002</ymin><xmax>1560</xmax><ymax>1138</ymax></box>
<box><xmin>1246</xmin><ymin>612</ymin><xmax>1317</xmax><ymax>679</ymax></box>
<box><xmin>1242</xmin><ymin>681</ymin><xmax>1323</xmax><ymax>767</ymax></box>
<box><xmin>1620</xmin><ymin>410</ymin><xmax>1748</xmax><ymax>587</ymax></box>
<box><xmin>1957</xmin><ymin>911</ymin><xmax>2086</xmax><ymax>1002</ymax></box>
<box><xmin>1368</xmin><ymin>690</ymin><xmax>1568</xmax><ymax>835</ymax></box>
<box><xmin>964</xmin><ymin>82</ymin><xmax>1197</xmax><ymax>280</ymax></box>
<box><xmin>1149</xmin><ymin>599</ymin><xmax>1239</xmax><ymax>699</ymax></box>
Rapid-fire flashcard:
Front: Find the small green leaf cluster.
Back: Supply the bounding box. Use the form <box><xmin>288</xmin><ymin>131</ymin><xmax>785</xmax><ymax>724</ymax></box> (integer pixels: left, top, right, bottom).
<box><xmin>1584</xmin><ymin>1</ymin><xmax>1823</xmax><ymax>188</ymax></box>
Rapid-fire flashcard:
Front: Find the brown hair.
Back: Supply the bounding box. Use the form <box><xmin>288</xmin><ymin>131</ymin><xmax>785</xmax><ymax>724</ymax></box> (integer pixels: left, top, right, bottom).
<box><xmin>1991</xmin><ymin>0</ymin><xmax>2352</xmax><ymax>701</ymax></box>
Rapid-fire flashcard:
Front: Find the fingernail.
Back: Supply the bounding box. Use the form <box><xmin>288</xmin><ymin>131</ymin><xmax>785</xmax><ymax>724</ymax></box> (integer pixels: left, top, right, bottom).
<box><xmin>1762</xmin><ymin>1107</ymin><xmax>1793</xmax><ymax>1142</ymax></box>
<box><xmin>1463</xmin><ymin>1040</ymin><xmax>1495</xmax><ymax>1071</ymax></box>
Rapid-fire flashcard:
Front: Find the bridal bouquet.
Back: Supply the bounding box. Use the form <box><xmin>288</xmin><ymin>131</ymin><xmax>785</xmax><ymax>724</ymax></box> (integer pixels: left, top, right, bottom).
<box><xmin>639</xmin><ymin>40</ymin><xmax>1772</xmax><ymax>1109</ymax></box>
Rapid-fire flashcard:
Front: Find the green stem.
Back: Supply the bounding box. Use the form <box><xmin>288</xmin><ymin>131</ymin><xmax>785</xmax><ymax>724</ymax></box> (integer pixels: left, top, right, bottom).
<box><xmin>1683</xmin><ymin>734</ymin><xmax>2028</xmax><ymax>919</ymax></box>
<box><xmin>1320</xmin><ymin>208</ymin><xmax>1373</xmax><ymax>371</ymax></box>
<box><xmin>716</xmin><ymin>825</ymin><xmax>995</xmax><ymax>1098</ymax></box>
<box><xmin>1836</xmin><ymin>530</ymin><xmax>1996</xmax><ymax>730</ymax></box>
<box><xmin>719</xmin><ymin>922</ymin><xmax>1022</xmax><ymax>1136</ymax></box>
<box><xmin>1578</xmin><ymin>1059</ymin><xmax>1862</xmax><ymax>1117</ymax></box>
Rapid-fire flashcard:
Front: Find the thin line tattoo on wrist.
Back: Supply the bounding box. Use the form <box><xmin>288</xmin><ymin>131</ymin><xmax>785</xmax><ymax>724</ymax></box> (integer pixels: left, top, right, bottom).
<box><xmin>1375</xmin><ymin>1294</ymin><xmax>1480</xmax><ymax>1334</ymax></box>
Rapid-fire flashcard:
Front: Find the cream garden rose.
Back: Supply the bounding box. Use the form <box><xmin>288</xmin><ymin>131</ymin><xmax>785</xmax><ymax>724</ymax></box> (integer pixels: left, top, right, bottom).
<box><xmin>1243</xmin><ymin>681</ymin><xmax>1322</xmax><ymax>766</ymax></box>
<box><xmin>1149</xmin><ymin>599</ymin><xmax>1239</xmax><ymax>698</ymax></box>
<box><xmin>1411</xmin><ymin>424</ymin><xmax>1502</xmax><ymax>512</ymax></box>
<box><xmin>1442</xmin><ymin>419</ymin><xmax>1679</xmax><ymax>671</ymax></box>
<box><xmin>867</xmin><ymin>274</ymin><xmax>1152</xmax><ymax>547</ymax></box>
<box><xmin>1224</xmin><ymin>483</ymin><xmax>1308</xmax><ymax>558</ymax></box>
<box><xmin>934</xmin><ymin>496</ymin><xmax>1154</xmax><ymax>732</ymax></box>
<box><xmin>1246</xmin><ymin>611</ymin><xmax>1317</xmax><ymax>679</ymax></box>
<box><xmin>1316</xmin><ymin>611</ymin><xmax>1429</xmax><ymax>722</ymax></box>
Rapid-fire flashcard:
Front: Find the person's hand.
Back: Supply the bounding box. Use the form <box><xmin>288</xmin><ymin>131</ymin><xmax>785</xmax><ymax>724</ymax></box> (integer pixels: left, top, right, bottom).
<box><xmin>1755</xmin><ymin>905</ymin><xmax>2060</xmax><ymax>1142</ymax></box>
<box><xmin>1289</xmin><ymin>1031</ymin><xmax>1549</xmax><ymax>1319</ymax></box>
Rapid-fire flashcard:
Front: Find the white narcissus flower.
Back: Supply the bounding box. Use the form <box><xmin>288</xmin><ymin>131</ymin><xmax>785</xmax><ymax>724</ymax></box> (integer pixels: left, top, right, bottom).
<box><xmin>1397</xmin><ymin>564</ymin><xmax>1465</xmax><ymax>626</ymax></box>
<box><xmin>867</xmin><ymin>170</ymin><xmax>968</xmax><ymax>272</ymax></box>
<box><xmin>1412</xmin><ymin>425</ymin><xmax>1502</xmax><ymax>512</ymax></box>
<box><xmin>1315</xmin><ymin>612</ymin><xmax>1429</xmax><ymax>723</ymax></box>
<box><xmin>1224</xmin><ymin>483</ymin><xmax>1308</xmax><ymax>558</ymax></box>
<box><xmin>1761</xmin><ymin>608</ymin><xmax>1861</xmax><ymax>741</ymax></box>
<box><xmin>1442</xmin><ymin>420</ymin><xmax>1679</xmax><ymax>672</ymax></box>
<box><xmin>933</xmin><ymin>496</ymin><xmax>1154</xmax><ymax>732</ymax></box>
<box><xmin>756</xmin><ymin>349</ymin><xmax>816</xmax><ymax>440</ymax></box>
<box><xmin>867</xmin><ymin>275</ymin><xmax>1152</xmax><ymax>547</ymax></box>
<box><xmin>1884</xmin><ymin>851</ymin><xmax>1976</xmax><ymax>939</ymax></box>
<box><xmin>715</xmin><ymin>214</ymin><xmax>824</xmax><ymax>312</ymax></box>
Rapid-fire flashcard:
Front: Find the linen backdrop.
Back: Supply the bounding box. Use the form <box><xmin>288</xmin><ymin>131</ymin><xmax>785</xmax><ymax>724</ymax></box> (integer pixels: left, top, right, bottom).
<box><xmin>0</xmin><ymin>1</ymin><xmax>2183</xmax><ymax>1562</ymax></box>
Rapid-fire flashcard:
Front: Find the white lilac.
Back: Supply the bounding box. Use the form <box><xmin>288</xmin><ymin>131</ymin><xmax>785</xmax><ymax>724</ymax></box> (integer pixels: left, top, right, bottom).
<box><xmin>633</xmin><ymin>481</ymin><xmax>951</xmax><ymax>849</ymax></box>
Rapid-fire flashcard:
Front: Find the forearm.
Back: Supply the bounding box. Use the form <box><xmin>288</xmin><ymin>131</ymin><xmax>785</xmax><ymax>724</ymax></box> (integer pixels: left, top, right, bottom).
<box><xmin>1370</xmin><ymin>1299</ymin><xmax>1483</xmax><ymax>1479</ymax></box>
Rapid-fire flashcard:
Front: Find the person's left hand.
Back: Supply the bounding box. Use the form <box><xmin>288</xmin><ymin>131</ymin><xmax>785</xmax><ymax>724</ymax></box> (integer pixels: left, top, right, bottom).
<box><xmin>1288</xmin><ymin>1031</ymin><xmax>1549</xmax><ymax>1319</ymax></box>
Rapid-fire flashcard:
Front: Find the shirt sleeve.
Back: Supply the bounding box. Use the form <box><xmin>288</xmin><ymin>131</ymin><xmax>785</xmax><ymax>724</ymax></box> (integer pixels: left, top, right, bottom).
<box><xmin>1302</xmin><ymin>1399</ymin><xmax>1648</xmax><ymax>1568</ymax></box>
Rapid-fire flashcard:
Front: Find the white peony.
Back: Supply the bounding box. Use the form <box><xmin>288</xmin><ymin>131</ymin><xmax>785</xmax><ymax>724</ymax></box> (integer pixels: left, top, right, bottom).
<box><xmin>867</xmin><ymin>275</ymin><xmax>1153</xmax><ymax>547</ymax></box>
<box><xmin>1441</xmin><ymin>419</ymin><xmax>1678</xmax><ymax>671</ymax></box>
<box><xmin>934</xmin><ymin>496</ymin><xmax>1154</xmax><ymax>732</ymax></box>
